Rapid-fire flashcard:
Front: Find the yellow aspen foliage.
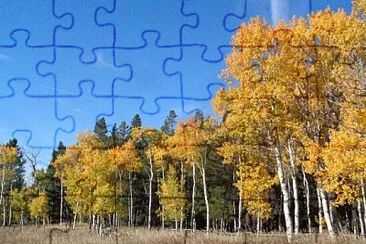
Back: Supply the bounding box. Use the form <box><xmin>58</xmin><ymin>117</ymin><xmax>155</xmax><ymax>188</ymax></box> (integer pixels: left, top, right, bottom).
<box><xmin>108</xmin><ymin>140</ymin><xmax>142</xmax><ymax>172</ymax></box>
<box><xmin>354</xmin><ymin>0</ymin><xmax>366</xmax><ymax>15</ymax></box>
<box><xmin>0</xmin><ymin>145</ymin><xmax>18</xmax><ymax>165</ymax></box>
<box><xmin>157</xmin><ymin>166</ymin><xmax>186</xmax><ymax>222</ymax></box>
<box><xmin>30</xmin><ymin>192</ymin><xmax>48</xmax><ymax>220</ymax></box>
<box><xmin>236</xmin><ymin>162</ymin><xmax>277</xmax><ymax>219</ymax></box>
<box><xmin>10</xmin><ymin>189</ymin><xmax>28</xmax><ymax>219</ymax></box>
<box><xmin>320</xmin><ymin>131</ymin><xmax>366</xmax><ymax>205</ymax></box>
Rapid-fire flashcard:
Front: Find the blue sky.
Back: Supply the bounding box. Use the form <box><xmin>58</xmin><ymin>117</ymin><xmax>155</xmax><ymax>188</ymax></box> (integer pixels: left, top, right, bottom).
<box><xmin>0</xmin><ymin>0</ymin><xmax>352</xmax><ymax>176</ymax></box>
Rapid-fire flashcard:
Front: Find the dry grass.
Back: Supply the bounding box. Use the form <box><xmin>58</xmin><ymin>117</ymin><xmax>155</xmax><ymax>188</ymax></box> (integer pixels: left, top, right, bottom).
<box><xmin>0</xmin><ymin>226</ymin><xmax>365</xmax><ymax>244</ymax></box>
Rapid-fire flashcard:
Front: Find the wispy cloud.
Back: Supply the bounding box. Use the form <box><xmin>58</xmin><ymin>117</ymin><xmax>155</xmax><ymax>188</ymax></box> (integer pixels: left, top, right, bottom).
<box><xmin>74</xmin><ymin>107</ymin><xmax>83</xmax><ymax>113</ymax></box>
<box><xmin>271</xmin><ymin>0</ymin><xmax>290</xmax><ymax>25</ymax></box>
<box><xmin>96</xmin><ymin>52</ymin><xmax>116</xmax><ymax>70</ymax></box>
<box><xmin>0</xmin><ymin>54</ymin><xmax>9</xmax><ymax>61</ymax></box>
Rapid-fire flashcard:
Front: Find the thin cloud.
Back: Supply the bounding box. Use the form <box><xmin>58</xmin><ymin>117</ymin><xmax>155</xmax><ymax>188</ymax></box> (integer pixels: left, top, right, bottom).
<box><xmin>0</xmin><ymin>54</ymin><xmax>9</xmax><ymax>61</ymax></box>
<box><xmin>96</xmin><ymin>52</ymin><xmax>116</xmax><ymax>70</ymax></box>
<box><xmin>271</xmin><ymin>0</ymin><xmax>290</xmax><ymax>25</ymax></box>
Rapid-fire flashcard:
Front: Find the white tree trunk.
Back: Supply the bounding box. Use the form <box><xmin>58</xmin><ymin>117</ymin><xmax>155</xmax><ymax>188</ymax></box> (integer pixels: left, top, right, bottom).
<box><xmin>317</xmin><ymin>187</ymin><xmax>323</xmax><ymax>233</ymax></box>
<box><xmin>232</xmin><ymin>170</ymin><xmax>237</xmax><ymax>232</ymax></box>
<box><xmin>8</xmin><ymin>205</ymin><xmax>11</xmax><ymax>227</ymax></box>
<box><xmin>238</xmin><ymin>160</ymin><xmax>243</xmax><ymax>232</ymax></box>
<box><xmin>73</xmin><ymin>202</ymin><xmax>79</xmax><ymax>230</ymax></box>
<box><xmin>73</xmin><ymin>212</ymin><xmax>77</xmax><ymax>230</ymax></box>
<box><xmin>238</xmin><ymin>193</ymin><xmax>242</xmax><ymax>232</ymax></box>
<box><xmin>288</xmin><ymin>140</ymin><xmax>299</xmax><ymax>234</ymax></box>
<box><xmin>0</xmin><ymin>166</ymin><xmax>4</xmax><ymax>205</ymax></box>
<box><xmin>233</xmin><ymin>200</ymin><xmax>237</xmax><ymax>232</ymax></box>
<box><xmin>274</xmin><ymin>142</ymin><xmax>293</xmax><ymax>243</ymax></box>
<box><xmin>352</xmin><ymin>204</ymin><xmax>358</xmax><ymax>236</ymax></box>
<box><xmin>160</xmin><ymin>166</ymin><xmax>165</xmax><ymax>229</ymax></box>
<box><xmin>180</xmin><ymin>161</ymin><xmax>184</xmax><ymax>230</ymax></box>
<box><xmin>358</xmin><ymin>200</ymin><xmax>365</xmax><ymax>236</ymax></box>
<box><xmin>20</xmin><ymin>210</ymin><xmax>24</xmax><ymax>228</ymax></box>
<box><xmin>319</xmin><ymin>187</ymin><xmax>336</xmax><ymax>239</ymax></box>
<box><xmin>200</xmin><ymin>159</ymin><xmax>210</xmax><ymax>233</ymax></box>
<box><xmin>191</xmin><ymin>162</ymin><xmax>196</xmax><ymax>230</ymax></box>
<box><xmin>302</xmin><ymin>167</ymin><xmax>311</xmax><ymax>233</ymax></box>
<box><xmin>148</xmin><ymin>154</ymin><xmax>153</xmax><ymax>229</ymax></box>
<box><xmin>361</xmin><ymin>180</ymin><xmax>366</xmax><ymax>231</ymax></box>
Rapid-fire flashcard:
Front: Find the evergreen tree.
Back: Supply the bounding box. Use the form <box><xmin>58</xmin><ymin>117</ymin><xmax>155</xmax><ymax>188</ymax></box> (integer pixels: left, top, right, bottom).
<box><xmin>94</xmin><ymin>117</ymin><xmax>109</xmax><ymax>145</ymax></box>
<box><xmin>194</xmin><ymin>110</ymin><xmax>204</xmax><ymax>124</ymax></box>
<box><xmin>36</xmin><ymin>141</ymin><xmax>70</xmax><ymax>224</ymax></box>
<box><xmin>110</xmin><ymin>123</ymin><xmax>118</xmax><ymax>148</ymax></box>
<box><xmin>119</xmin><ymin>121</ymin><xmax>131</xmax><ymax>143</ymax></box>
<box><xmin>131</xmin><ymin>114</ymin><xmax>142</xmax><ymax>128</ymax></box>
<box><xmin>161</xmin><ymin>110</ymin><xmax>177</xmax><ymax>136</ymax></box>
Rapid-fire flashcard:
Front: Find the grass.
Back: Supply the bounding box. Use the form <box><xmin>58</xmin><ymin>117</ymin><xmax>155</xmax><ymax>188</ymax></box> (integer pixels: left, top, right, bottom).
<box><xmin>0</xmin><ymin>226</ymin><xmax>365</xmax><ymax>243</ymax></box>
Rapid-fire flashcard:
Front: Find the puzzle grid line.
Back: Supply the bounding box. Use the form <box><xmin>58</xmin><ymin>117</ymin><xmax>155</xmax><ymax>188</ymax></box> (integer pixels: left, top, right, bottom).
<box><xmin>0</xmin><ymin>0</ymin><xmax>348</xmax><ymax>149</ymax></box>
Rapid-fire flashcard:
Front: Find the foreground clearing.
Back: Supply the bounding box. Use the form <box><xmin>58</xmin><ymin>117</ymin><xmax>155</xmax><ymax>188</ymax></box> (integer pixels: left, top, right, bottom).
<box><xmin>0</xmin><ymin>227</ymin><xmax>365</xmax><ymax>244</ymax></box>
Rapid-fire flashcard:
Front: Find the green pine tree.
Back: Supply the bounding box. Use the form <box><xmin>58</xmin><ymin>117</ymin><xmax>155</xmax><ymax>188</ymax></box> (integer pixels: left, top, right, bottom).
<box><xmin>161</xmin><ymin>110</ymin><xmax>177</xmax><ymax>136</ymax></box>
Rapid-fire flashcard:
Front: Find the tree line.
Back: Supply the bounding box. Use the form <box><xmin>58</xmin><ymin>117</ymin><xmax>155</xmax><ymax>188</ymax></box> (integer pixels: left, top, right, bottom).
<box><xmin>1</xmin><ymin>1</ymin><xmax>366</xmax><ymax>243</ymax></box>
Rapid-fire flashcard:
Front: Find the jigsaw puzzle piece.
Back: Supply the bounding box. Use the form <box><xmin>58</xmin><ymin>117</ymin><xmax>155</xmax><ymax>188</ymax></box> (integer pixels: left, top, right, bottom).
<box><xmin>182</xmin><ymin>0</ymin><xmax>276</xmax><ymax>62</ymax></box>
<box><xmin>0</xmin><ymin>32</ymin><xmax>55</xmax><ymax>97</ymax></box>
<box><xmin>0</xmin><ymin>0</ymin><xmax>71</xmax><ymax>46</ymax></box>
<box><xmin>181</xmin><ymin>0</ymin><xmax>251</xmax><ymax>62</ymax></box>
<box><xmin>113</xmin><ymin>32</ymin><xmax>181</xmax><ymax>114</ymax></box>
<box><xmin>0</xmin><ymin>80</ymin><xmax>73</xmax><ymax>148</ymax></box>
<box><xmin>97</xmin><ymin>0</ymin><xmax>195</xmax><ymax>48</ymax></box>
<box><xmin>54</xmin><ymin>0</ymin><xmax>114</xmax><ymax>62</ymax></box>
<box><xmin>37</xmin><ymin>47</ymin><xmax>131</xmax><ymax>96</ymax></box>
<box><xmin>105</xmin><ymin>97</ymin><xmax>184</xmax><ymax>129</ymax></box>
<box><xmin>165</xmin><ymin>46</ymin><xmax>226</xmax><ymax>114</ymax></box>
<box><xmin>55</xmin><ymin>81</ymin><xmax>113</xmax><ymax>145</ymax></box>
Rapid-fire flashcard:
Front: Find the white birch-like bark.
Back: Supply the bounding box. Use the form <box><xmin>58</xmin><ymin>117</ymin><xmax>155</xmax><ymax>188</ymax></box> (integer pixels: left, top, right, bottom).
<box><xmin>92</xmin><ymin>214</ymin><xmax>95</xmax><ymax>229</ymax></box>
<box><xmin>191</xmin><ymin>161</ymin><xmax>196</xmax><ymax>230</ymax></box>
<box><xmin>317</xmin><ymin>187</ymin><xmax>323</xmax><ymax>233</ymax></box>
<box><xmin>358</xmin><ymin>200</ymin><xmax>365</xmax><ymax>236</ymax></box>
<box><xmin>232</xmin><ymin>170</ymin><xmax>237</xmax><ymax>232</ymax></box>
<box><xmin>238</xmin><ymin>167</ymin><xmax>243</xmax><ymax>233</ymax></box>
<box><xmin>148</xmin><ymin>154</ymin><xmax>153</xmax><ymax>229</ymax></box>
<box><xmin>73</xmin><ymin>202</ymin><xmax>79</xmax><ymax>230</ymax></box>
<box><xmin>274</xmin><ymin>142</ymin><xmax>293</xmax><ymax>243</ymax></box>
<box><xmin>233</xmin><ymin>200</ymin><xmax>237</xmax><ymax>232</ymax></box>
<box><xmin>0</xmin><ymin>166</ymin><xmax>4</xmax><ymax>205</ymax></box>
<box><xmin>20</xmin><ymin>210</ymin><xmax>24</xmax><ymax>228</ymax></box>
<box><xmin>161</xmin><ymin>166</ymin><xmax>165</xmax><ymax>229</ymax></box>
<box><xmin>8</xmin><ymin>205</ymin><xmax>11</xmax><ymax>227</ymax></box>
<box><xmin>180</xmin><ymin>160</ymin><xmax>184</xmax><ymax>230</ymax></box>
<box><xmin>288</xmin><ymin>140</ymin><xmax>299</xmax><ymax>234</ymax></box>
<box><xmin>361</xmin><ymin>180</ymin><xmax>366</xmax><ymax>232</ymax></box>
<box><xmin>302</xmin><ymin>167</ymin><xmax>311</xmax><ymax>233</ymax></box>
<box><xmin>352</xmin><ymin>204</ymin><xmax>358</xmax><ymax>235</ymax></box>
<box><xmin>238</xmin><ymin>193</ymin><xmax>242</xmax><ymax>232</ymax></box>
<box><xmin>73</xmin><ymin>212</ymin><xmax>77</xmax><ymax>230</ymax></box>
<box><xmin>8</xmin><ymin>184</ymin><xmax>12</xmax><ymax>227</ymax></box>
<box><xmin>319</xmin><ymin>187</ymin><xmax>336</xmax><ymax>239</ymax></box>
<box><xmin>199</xmin><ymin>149</ymin><xmax>210</xmax><ymax>233</ymax></box>
<box><xmin>237</xmin><ymin>158</ymin><xmax>243</xmax><ymax>232</ymax></box>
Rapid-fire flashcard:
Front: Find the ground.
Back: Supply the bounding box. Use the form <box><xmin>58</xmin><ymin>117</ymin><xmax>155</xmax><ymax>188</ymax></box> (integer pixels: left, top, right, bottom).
<box><xmin>0</xmin><ymin>226</ymin><xmax>364</xmax><ymax>244</ymax></box>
